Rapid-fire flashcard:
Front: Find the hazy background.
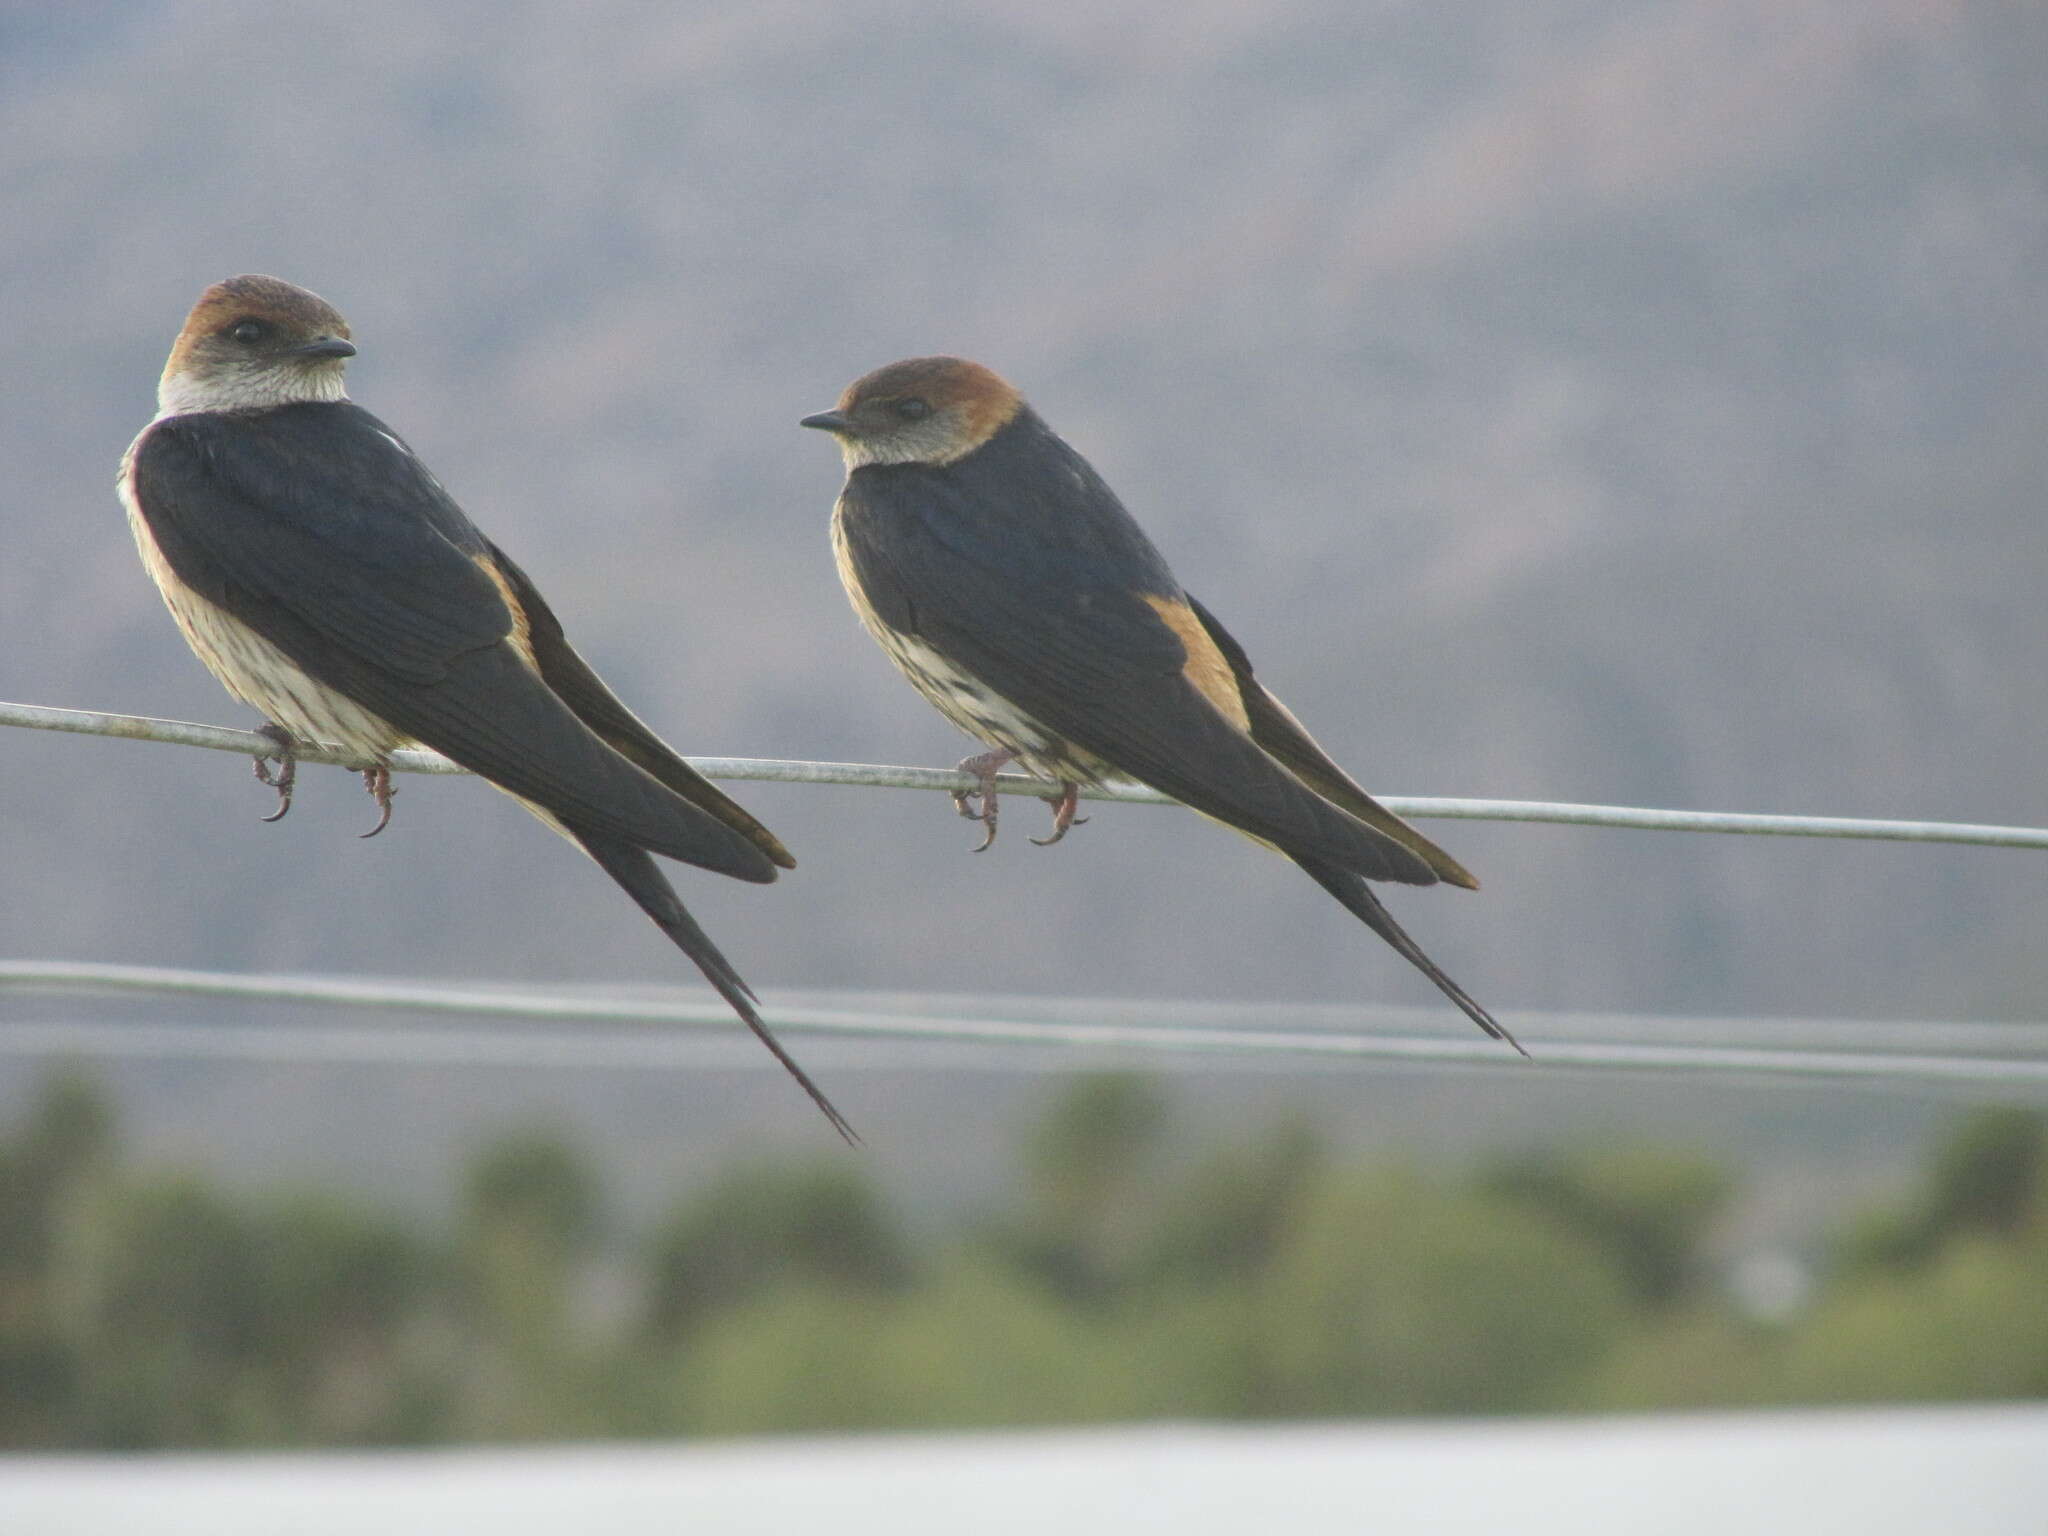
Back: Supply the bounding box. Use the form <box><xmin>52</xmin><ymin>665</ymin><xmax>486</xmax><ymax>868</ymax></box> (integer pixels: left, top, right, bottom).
<box><xmin>2</xmin><ymin>0</ymin><xmax>2045</xmax><ymax>1376</ymax></box>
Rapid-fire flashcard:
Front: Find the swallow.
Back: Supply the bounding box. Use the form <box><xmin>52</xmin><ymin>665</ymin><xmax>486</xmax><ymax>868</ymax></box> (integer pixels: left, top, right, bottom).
<box><xmin>802</xmin><ymin>356</ymin><xmax>1521</xmax><ymax>1054</ymax></box>
<box><xmin>121</xmin><ymin>275</ymin><xmax>855</xmax><ymax>1139</ymax></box>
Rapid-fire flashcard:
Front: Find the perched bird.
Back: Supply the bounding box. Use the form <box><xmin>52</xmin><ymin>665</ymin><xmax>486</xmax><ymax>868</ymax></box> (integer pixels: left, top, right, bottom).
<box><xmin>803</xmin><ymin>356</ymin><xmax>1520</xmax><ymax>1054</ymax></box>
<box><xmin>122</xmin><ymin>275</ymin><xmax>854</xmax><ymax>1139</ymax></box>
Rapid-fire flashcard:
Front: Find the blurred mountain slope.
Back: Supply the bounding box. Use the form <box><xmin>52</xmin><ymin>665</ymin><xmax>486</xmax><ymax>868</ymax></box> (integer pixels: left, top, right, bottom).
<box><xmin>2</xmin><ymin>0</ymin><xmax>2043</xmax><ymax>1056</ymax></box>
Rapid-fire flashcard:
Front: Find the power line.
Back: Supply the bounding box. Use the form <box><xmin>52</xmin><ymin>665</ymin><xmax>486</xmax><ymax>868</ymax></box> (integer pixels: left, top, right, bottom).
<box><xmin>3</xmin><ymin>962</ymin><xmax>2045</xmax><ymax>1091</ymax></box>
<box><xmin>10</xmin><ymin>703</ymin><xmax>2047</xmax><ymax>1093</ymax></box>
<box><xmin>8</xmin><ymin>697</ymin><xmax>2048</xmax><ymax>850</ymax></box>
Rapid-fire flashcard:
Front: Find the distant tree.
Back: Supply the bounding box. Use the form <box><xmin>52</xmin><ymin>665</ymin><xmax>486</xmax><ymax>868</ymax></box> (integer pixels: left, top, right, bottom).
<box><xmin>1255</xmin><ymin>1166</ymin><xmax>1631</xmax><ymax>1416</ymax></box>
<box><xmin>0</xmin><ymin>1072</ymin><xmax>114</xmax><ymax>1275</ymax></box>
<box><xmin>246</xmin><ymin>1192</ymin><xmax>443</xmax><ymax>1444</ymax></box>
<box><xmin>21</xmin><ymin>1067</ymin><xmax>2047</xmax><ymax>1445</ymax></box>
<box><xmin>464</xmin><ymin>1130</ymin><xmax>600</xmax><ymax>1258</ymax></box>
<box><xmin>1482</xmin><ymin>1142</ymin><xmax>1732</xmax><ymax>1307</ymax></box>
<box><xmin>75</xmin><ymin>1174</ymin><xmax>264</xmax><ymax>1447</ymax></box>
<box><xmin>1920</xmin><ymin>1107</ymin><xmax>2042</xmax><ymax>1239</ymax></box>
<box><xmin>453</xmin><ymin>1129</ymin><xmax>606</xmax><ymax>1440</ymax></box>
<box><xmin>1575</xmin><ymin>1309</ymin><xmax>1786</xmax><ymax>1412</ymax></box>
<box><xmin>986</xmin><ymin>1072</ymin><xmax>1170</xmax><ymax>1305</ymax></box>
<box><xmin>677</xmin><ymin>1257</ymin><xmax>1115</xmax><ymax>1435</ymax></box>
<box><xmin>1781</xmin><ymin>1232</ymin><xmax>2048</xmax><ymax>1403</ymax></box>
<box><xmin>1138</xmin><ymin>1113</ymin><xmax>1323</xmax><ymax>1292</ymax></box>
<box><xmin>0</xmin><ymin>1073</ymin><xmax>115</xmax><ymax>1446</ymax></box>
<box><xmin>641</xmin><ymin>1158</ymin><xmax>911</xmax><ymax>1345</ymax></box>
<box><xmin>1840</xmin><ymin>1107</ymin><xmax>2044</xmax><ymax>1274</ymax></box>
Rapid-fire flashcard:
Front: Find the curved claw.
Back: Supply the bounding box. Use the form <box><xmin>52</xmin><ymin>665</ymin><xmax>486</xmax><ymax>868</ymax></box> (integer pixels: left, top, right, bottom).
<box><xmin>359</xmin><ymin>765</ymin><xmax>395</xmax><ymax>839</ymax></box>
<box><xmin>1028</xmin><ymin>783</ymin><xmax>1087</xmax><ymax>847</ymax></box>
<box><xmin>954</xmin><ymin>748</ymin><xmax>1015</xmax><ymax>854</ymax></box>
<box><xmin>252</xmin><ymin>726</ymin><xmax>297</xmax><ymax>823</ymax></box>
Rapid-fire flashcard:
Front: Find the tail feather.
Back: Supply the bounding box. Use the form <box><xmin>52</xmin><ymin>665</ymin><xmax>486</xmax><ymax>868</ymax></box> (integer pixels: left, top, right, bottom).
<box><xmin>1294</xmin><ymin>855</ymin><xmax>1527</xmax><ymax>1057</ymax></box>
<box><xmin>576</xmin><ymin>830</ymin><xmax>860</xmax><ymax>1143</ymax></box>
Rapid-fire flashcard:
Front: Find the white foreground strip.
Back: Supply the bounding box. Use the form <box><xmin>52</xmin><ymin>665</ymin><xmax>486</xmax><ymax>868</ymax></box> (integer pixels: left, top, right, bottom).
<box><xmin>2</xmin><ymin>1404</ymin><xmax>2043</xmax><ymax>1536</ymax></box>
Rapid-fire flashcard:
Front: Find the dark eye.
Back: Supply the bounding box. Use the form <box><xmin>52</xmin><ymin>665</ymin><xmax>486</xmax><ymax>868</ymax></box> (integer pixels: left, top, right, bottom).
<box><xmin>894</xmin><ymin>397</ymin><xmax>931</xmax><ymax>421</ymax></box>
<box><xmin>227</xmin><ymin>319</ymin><xmax>268</xmax><ymax>345</ymax></box>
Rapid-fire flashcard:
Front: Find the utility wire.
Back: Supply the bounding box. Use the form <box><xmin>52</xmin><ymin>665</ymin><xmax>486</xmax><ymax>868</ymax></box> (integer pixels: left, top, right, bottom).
<box><xmin>11</xmin><ymin>704</ymin><xmax>2042</xmax><ymax>1099</ymax></box>
<box><xmin>7</xmin><ymin>698</ymin><xmax>2048</xmax><ymax>851</ymax></box>
<box><xmin>3</xmin><ymin>962</ymin><xmax>2045</xmax><ymax>1091</ymax></box>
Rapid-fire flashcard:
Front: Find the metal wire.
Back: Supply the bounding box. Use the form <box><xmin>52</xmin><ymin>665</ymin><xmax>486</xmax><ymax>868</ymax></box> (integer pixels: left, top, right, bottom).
<box><xmin>3</xmin><ymin>962</ymin><xmax>2045</xmax><ymax>1091</ymax></box>
<box><xmin>7</xmin><ymin>697</ymin><xmax>2048</xmax><ymax>849</ymax></box>
<box><xmin>8</xmin><ymin>699</ymin><xmax>2047</xmax><ymax>1091</ymax></box>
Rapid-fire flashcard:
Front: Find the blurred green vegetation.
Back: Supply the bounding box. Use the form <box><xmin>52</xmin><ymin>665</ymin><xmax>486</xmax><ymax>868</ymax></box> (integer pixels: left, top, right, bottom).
<box><xmin>1</xmin><ymin>1069</ymin><xmax>2044</xmax><ymax>1448</ymax></box>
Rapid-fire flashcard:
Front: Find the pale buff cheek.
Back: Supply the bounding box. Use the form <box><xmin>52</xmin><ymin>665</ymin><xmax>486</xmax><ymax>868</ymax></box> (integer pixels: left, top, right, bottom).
<box><xmin>835</xmin><ymin>430</ymin><xmax>943</xmax><ymax>470</ymax></box>
<box><xmin>156</xmin><ymin>360</ymin><xmax>348</xmax><ymax>417</ymax></box>
<box><xmin>832</xmin><ymin>409</ymin><xmax>996</xmax><ymax>469</ymax></box>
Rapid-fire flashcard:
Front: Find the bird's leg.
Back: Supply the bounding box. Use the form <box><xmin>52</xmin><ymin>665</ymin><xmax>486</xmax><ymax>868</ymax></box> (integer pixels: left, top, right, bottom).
<box><xmin>358</xmin><ymin>763</ymin><xmax>395</xmax><ymax>839</ymax></box>
<box><xmin>953</xmin><ymin>748</ymin><xmax>1014</xmax><ymax>853</ymax></box>
<box><xmin>1029</xmin><ymin>781</ymin><xmax>1088</xmax><ymax>847</ymax></box>
<box><xmin>252</xmin><ymin>723</ymin><xmax>297</xmax><ymax>823</ymax></box>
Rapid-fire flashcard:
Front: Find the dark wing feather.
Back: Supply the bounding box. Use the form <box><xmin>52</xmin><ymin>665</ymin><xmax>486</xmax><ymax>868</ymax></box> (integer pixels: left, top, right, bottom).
<box><xmin>139</xmin><ymin>406</ymin><xmax>514</xmax><ymax>678</ymax></box>
<box><xmin>1184</xmin><ymin>595</ymin><xmax>1478</xmax><ymax>890</ymax></box>
<box><xmin>838</xmin><ymin>452</ymin><xmax>1437</xmax><ymax>885</ymax></box>
<box><xmin>488</xmin><ymin>550</ymin><xmax>796</xmax><ymax>870</ymax></box>
<box><xmin>1292</xmin><ymin>855</ymin><xmax>1522</xmax><ymax>1052</ymax></box>
<box><xmin>575</xmin><ymin>830</ymin><xmax>854</xmax><ymax>1141</ymax></box>
<box><xmin>132</xmin><ymin>406</ymin><xmax>774</xmax><ymax>882</ymax></box>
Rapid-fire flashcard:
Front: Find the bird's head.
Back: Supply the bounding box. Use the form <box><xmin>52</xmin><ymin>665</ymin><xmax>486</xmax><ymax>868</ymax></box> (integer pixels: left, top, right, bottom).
<box><xmin>157</xmin><ymin>275</ymin><xmax>356</xmax><ymax>416</ymax></box>
<box><xmin>801</xmin><ymin>356</ymin><xmax>1023</xmax><ymax>469</ymax></box>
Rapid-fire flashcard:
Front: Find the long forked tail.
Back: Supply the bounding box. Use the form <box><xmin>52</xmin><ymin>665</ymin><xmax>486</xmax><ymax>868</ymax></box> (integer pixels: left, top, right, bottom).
<box><xmin>1294</xmin><ymin>855</ymin><xmax>1527</xmax><ymax>1058</ymax></box>
<box><xmin>576</xmin><ymin>830</ymin><xmax>860</xmax><ymax>1143</ymax></box>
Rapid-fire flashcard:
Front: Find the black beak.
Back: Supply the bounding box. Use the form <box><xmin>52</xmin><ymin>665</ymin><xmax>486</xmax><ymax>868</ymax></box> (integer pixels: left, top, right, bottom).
<box><xmin>799</xmin><ymin>410</ymin><xmax>852</xmax><ymax>433</ymax></box>
<box><xmin>292</xmin><ymin>337</ymin><xmax>357</xmax><ymax>361</ymax></box>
